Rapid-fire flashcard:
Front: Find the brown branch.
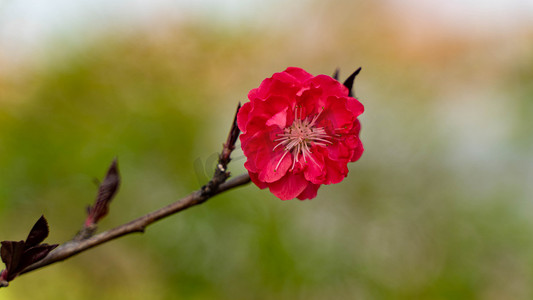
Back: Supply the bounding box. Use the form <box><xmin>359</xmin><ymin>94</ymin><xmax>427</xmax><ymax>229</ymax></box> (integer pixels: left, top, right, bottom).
<box><xmin>21</xmin><ymin>173</ymin><xmax>251</xmax><ymax>275</ymax></box>
<box><xmin>200</xmin><ymin>102</ymin><xmax>241</xmax><ymax>197</ymax></box>
<box><xmin>8</xmin><ymin>102</ymin><xmax>251</xmax><ymax>280</ymax></box>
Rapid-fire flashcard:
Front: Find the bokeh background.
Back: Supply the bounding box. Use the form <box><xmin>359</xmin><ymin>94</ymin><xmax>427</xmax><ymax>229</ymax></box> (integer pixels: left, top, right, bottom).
<box><xmin>1</xmin><ymin>0</ymin><xmax>533</xmax><ymax>299</ymax></box>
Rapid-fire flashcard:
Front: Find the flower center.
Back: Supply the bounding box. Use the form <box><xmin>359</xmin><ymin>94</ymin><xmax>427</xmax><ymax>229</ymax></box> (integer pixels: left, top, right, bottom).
<box><xmin>273</xmin><ymin>107</ymin><xmax>332</xmax><ymax>171</ymax></box>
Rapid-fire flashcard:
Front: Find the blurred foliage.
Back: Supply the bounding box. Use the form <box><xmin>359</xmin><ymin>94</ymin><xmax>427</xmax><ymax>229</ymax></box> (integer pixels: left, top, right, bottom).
<box><xmin>1</xmin><ymin>1</ymin><xmax>533</xmax><ymax>299</ymax></box>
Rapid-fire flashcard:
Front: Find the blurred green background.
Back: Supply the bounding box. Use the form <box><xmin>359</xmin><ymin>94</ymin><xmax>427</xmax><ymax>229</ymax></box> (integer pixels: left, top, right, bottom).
<box><xmin>1</xmin><ymin>0</ymin><xmax>533</xmax><ymax>299</ymax></box>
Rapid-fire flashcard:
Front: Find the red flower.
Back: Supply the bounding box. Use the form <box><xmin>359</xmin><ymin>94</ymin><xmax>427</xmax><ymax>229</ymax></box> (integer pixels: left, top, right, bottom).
<box><xmin>237</xmin><ymin>67</ymin><xmax>364</xmax><ymax>200</ymax></box>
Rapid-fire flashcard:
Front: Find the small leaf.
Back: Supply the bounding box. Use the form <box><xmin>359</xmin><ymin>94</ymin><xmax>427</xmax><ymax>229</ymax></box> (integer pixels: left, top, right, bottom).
<box><xmin>25</xmin><ymin>216</ymin><xmax>50</xmax><ymax>248</ymax></box>
<box><xmin>86</xmin><ymin>158</ymin><xmax>121</xmax><ymax>225</ymax></box>
<box><xmin>0</xmin><ymin>216</ymin><xmax>58</xmax><ymax>283</ymax></box>
<box><xmin>17</xmin><ymin>244</ymin><xmax>58</xmax><ymax>274</ymax></box>
<box><xmin>342</xmin><ymin>67</ymin><xmax>362</xmax><ymax>97</ymax></box>
<box><xmin>0</xmin><ymin>241</ymin><xmax>25</xmax><ymax>279</ymax></box>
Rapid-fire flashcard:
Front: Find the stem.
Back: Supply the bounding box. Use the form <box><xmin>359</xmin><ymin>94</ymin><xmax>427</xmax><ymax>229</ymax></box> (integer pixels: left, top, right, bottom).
<box><xmin>12</xmin><ymin>102</ymin><xmax>249</xmax><ymax>279</ymax></box>
<box><xmin>21</xmin><ymin>173</ymin><xmax>250</xmax><ymax>274</ymax></box>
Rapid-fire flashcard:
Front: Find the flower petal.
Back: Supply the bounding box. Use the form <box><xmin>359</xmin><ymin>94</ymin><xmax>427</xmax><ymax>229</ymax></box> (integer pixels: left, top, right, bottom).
<box><xmin>249</xmin><ymin>172</ymin><xmax>268</xmax><ymax>189</ymax></box>
<box><xmin>297</xmin><ymin>183</ymin><xmax>320</xmax><ymax>200</ymax></box>
<box><xmin>327</xmin><ymin>139</ymin><xmax>352</xmax><ymax>161</ymax></box>
<box><xmin>323</xmin><ymin>157</ymin><xmax>349</xmax><ymax>184</ymax></box>
<box><xmin>268</xmin><ymin>172</ymin><xmax>309</xmax><ymax>200</ymax></box>
<box><xmin>265</xmin><ymin>107</ymin><xmax>288</xmax><ymax>128</ymax></box>
<box><xmin>237</xmin><ymin>102</ymin><xmax>252</xmax><ymax>133</ymax></box>
<box><xmin>346</xmin><ymin>97</ymin><xmax>364</xmax><ymax>117</ymax></box>
<box><xmin>247</xmin><ymin>95</ymin><xmax>292</xmax><ymax>131</ymax></box>
<box><xmin>249</xmin><ymin>74</ymin><xmax>300</xmax><ymax>101</ymax></box>
<box><xmin>320</xmin><ymin>96</ymin><xmax>355</xmax><ymax>131</ymax></box>
<box><xmin>350</xmin><ymin>137</ymin><xmax>364</xmax><ymax>162</ymax></box>
<box><xmin>303</xmin><ymin>149</ymin><xmax>326</xmax><ymax>184</ymax></box>
<box><xmin>258</xmin><ymin>150</ymin><xmax>291</xmax><ymax>183</ymax></box>
<box><xmin>284</xmin><ymin>67</ymin><xmax>314</xmax><ymax>83</ymax></box>
<box><xmin>310</xmin><ymin>74</ymin><xmax>349</xmax><ymax>97</ymax></box>
<box><xmin>241</xmin><ymin>130</ymin><xmax>275</xmax><ymax>172</ymax></box>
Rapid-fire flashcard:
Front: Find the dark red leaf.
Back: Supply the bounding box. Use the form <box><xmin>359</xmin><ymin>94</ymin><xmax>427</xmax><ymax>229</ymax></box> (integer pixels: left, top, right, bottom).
<box><xmin>0</xmin><ymin>241</ymin><xmax>25</xmax><ymax>279</ymax></box>
<box><xmin>17</xmin><ymin>244</ymin><xmax>58</xmax><ymax>274</ymax></box>
<box><xmin>0</xmin><ymin>216</ymin><xmax>57</xmax><ymax>283</ymax></box>
<box><xmin>25</xmin><ymin>215</ymin><xmax>50</xmax><ymax>248</ymax></box>
<box><xmin>86</xmin><ymin>158</ymin><xmax>121</xmax><ymax>225</ymax></box>
<box><xmin>342</xmin><ymin>67</ymin><xmax>361</xmax><ymax>97</ymax></box>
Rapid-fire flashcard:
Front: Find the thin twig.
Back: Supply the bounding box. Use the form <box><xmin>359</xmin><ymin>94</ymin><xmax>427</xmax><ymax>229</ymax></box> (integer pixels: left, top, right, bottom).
<box><xmin>14</xmin><ymin>103</ymin><xmax>250</xmax><ymax>278</ymax></box>
<box><xmin>201</xmin><ymin>102</ymin><xmax>241</xmax><ymax>197</ymax></box>
<box><xmin>21</xmin><ymin>173</ymin><xmax>250</xmax><ymax>274</ymax></box>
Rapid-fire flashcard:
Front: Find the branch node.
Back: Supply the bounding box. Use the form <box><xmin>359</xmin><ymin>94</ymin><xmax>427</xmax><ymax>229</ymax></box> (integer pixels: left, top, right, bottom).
<box><xmin>73</xmin><ymin>225</ymin><xmax>97</xmax><ymax>241</ymax></box>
